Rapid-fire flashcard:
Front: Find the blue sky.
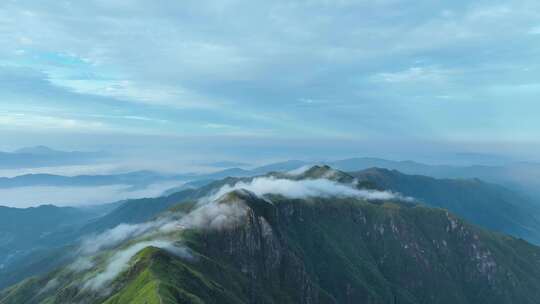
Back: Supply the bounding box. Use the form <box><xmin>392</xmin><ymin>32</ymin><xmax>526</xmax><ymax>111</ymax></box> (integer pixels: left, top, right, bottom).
<box><xmin>1</xmin><ymin>0</ymin><xmax>540</xmax><ymax>162</ymax></box>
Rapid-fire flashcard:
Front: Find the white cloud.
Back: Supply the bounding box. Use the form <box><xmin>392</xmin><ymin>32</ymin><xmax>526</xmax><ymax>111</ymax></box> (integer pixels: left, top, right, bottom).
<box><xmin>207</xmin><ymin>176</ymin><xmax>409</xmax><ymax>202</ymax></box>
<box><xmin>68</xmin><ymin>257</ymin><xmax>94</xmax><ymax>273</ymax></box>
<box><xmin>371</xmin><ymin>66</ymin><xmax>454</xmax><ymax>84</ymax></box>
<box><xmin>0</xmin><ymin>112</ymin><xmax>110</xmax><ymax>132</ymax></box>
<box><xmin>83</xmin><ymin>240</ymin><xmax>190</xmax><ymax>291</ymax></box>
<box><xmin>175</xmin><ymin>199</ymin><xmax>249</xmax><ymax>231</ymax></box>
<box><xmin>38</xmin><ymin>278</ymin><xmax>59</xmax><ymax>295</ymax></box>
<box><xmin>49</xmin><ymin>78</ymin><xmax>220</xmax><ymax>109</ymax></box>
<box><xmin>528</xmin><ymin>25</ymin><xmax>540</xmax><ymax>35</ymax></box>
<box><xmin>1</xmin><ymin>0</ymin><xmax>540</xmax><ymax>143</ymax></box>
<box><xmin>79</xmin><ymin>218</ymin><xmax>172</xmax><ymax>255</ymax></box>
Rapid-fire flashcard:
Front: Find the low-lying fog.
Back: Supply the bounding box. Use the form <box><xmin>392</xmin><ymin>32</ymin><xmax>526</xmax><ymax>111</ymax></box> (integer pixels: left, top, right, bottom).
<box><xmin>0</xmin><ymin>181</ymin><xmax>184</xmax><ymax>208</ymax></box>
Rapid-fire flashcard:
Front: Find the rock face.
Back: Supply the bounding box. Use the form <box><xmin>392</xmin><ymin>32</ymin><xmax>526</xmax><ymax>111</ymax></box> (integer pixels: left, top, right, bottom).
<box><xmin>201</xmin><ymin>191</ymin><xmax>319</xmax><ymax>304</ymax></box>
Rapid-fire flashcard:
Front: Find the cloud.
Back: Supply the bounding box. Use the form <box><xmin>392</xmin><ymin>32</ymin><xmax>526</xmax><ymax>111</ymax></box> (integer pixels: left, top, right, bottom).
<box><xmin>174</xmin><ymin>199</ymin><xmax>249</xmax><ymax>231</ymax></box>
<box><xmin>79</xmin><ymin>218</ymin><xmax>172</xmax><ymax>255</ymax></box>
<box><xmin>161</xmin><ymin>170</ymin><xmax>411</xmax><ymax>236</ymax></box>
<box><xmin>68</xmin><ymin>257</ymin><xmax>95</xmax><ymax>273</ymax></box>
<box><xmin>83</xmin><ymin>240</ymin><xmax>190</xmax><ymax>291</ymax></box>
<box><xmin>206</xmin><ymin>176</ymin><xmax>410</xmax><ymax>203</ymax></box>
<box><xmin>529</xmin><ymin>25</ymin><xmax>540</xmax><ymax>35</ymax></box>
<box><xmin>38</xmin><ymin>278</ymin><xmax>60</xmax><ymax>295</ymax></box>
<box><xmin>2</xmin><ymin>0</ymin><xmax>540</xmax><ymax>147</ymax></box>
<box><xmin>70</xmin><ymin>219</ymin><xmax>176</xmax><ymax>273</ymax></box>
<box><xmin>371</xmin><ymin>66</ymin><xmax>454</xmax><ymax>84</ymax></box>
<box><xmin>0</xmin><ymin>112</ymin><xmax>110</xmax><ymax>132</ymax></box>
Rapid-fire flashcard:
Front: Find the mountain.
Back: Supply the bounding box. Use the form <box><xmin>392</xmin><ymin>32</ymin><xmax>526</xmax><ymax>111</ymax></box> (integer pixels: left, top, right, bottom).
<box><xmin>161</xmin><ymin>179</ymin><xmax>215</xmax><ymax>196</ymax></box>
<box><xmin>350</xmin><ymin>168</ymin><xmax>540</xmax><ymax>244</ymax></box>
<box><xmin>0</xmin><ymin>205</ymin><xmax>105</xmax><ymax>282</ymax></box>
<box><xmin>326</xmin><ymin>158</ymin><xmax>540</xmax><ymax>202</ymax></box>
<box><xmin>2</xmin><ymin>166</ymin><xmax>540</xmax><ymax>304</ymax></box>
<box><xmin>0</xmin><ymin>204</ymin><xmax>109</xmax><ymax>257</ymax></box>
<box><xmin>0</xmin><ymin>192</ymin><xmax>188</xmax><ymax>289</ymax></box>
<box><xmin>0</xmin><ymin>146</ymin><xmax>108</xmax><ymax>169</ymax></box>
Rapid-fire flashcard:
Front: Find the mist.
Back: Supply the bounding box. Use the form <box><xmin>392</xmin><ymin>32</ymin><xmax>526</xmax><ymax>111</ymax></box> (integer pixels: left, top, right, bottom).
<box><xmin>0</xmin><ymin>181</ymin><xmax>183</xmax><ymax>208</ymax></box>
<box><xmin>83</xmin><ymin>240</ymin><xmax>190</xmax><ymax>291</ymax></box>
<box><xmin>79</xmin><ymin>218</ymin><xmax>174</xmax><ymax>255</ymax></box>
<box><xmin>207</xmin><ymin>176</ymin><xmax>409</xmax><ymax>203</ymax></box>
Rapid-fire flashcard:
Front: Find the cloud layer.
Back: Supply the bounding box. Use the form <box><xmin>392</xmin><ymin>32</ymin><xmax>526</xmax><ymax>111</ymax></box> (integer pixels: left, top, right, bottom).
<box><xmin>208</xmin><ymin>176</ymin><xmax>407</xmax><ymax>202</ymax></box>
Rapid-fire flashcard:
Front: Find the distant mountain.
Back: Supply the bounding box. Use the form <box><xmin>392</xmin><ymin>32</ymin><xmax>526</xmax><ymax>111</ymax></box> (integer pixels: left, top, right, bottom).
<box><xmin>14</xmin><ymin>146</ymin><xmax>59</xmax><ymax>155</ymax></box>
<box><xmin>335</xmin><ymin>159</ymin><xmax>540</xmax><ymax>202</ymax></box>
<box><xmin>0</xmin><ymin>205</ymin><xmax>105</xmax><ymax>282</ymax></box>
<box><xmin>5</xmin><ymin>155</ymin><xmax>540</xmax><ymax>202</ymax></box>
<box><xmin>0</xmin><ymin>146</ymin><xmax>108</xmax><ymax>169</ymax></box>
<box><xmin>161</xmin><ymin>179</ymin><xmax>215</xmax><ymax>196</ymax></box>
<box><xmin>240</xmin><ymin>157</ymin><xmax>540</xmax><ymax>201</ymax></box>
<box><xmin>3</xmin><ymin>166</ymin><xmax>540</xmax><ymax>304</ymax></box>
<box><xmin>350</xmin><ymin>168</ymin><xmax>540</xmax><ymax>244</ymax></box>
<box><xmin>202</xmin><ymin>167</ymin><xmax>252</xmax><ymax>179</ymax></box>
<box><xmin>451</xmin><ymin>152</ymin><xmax>514</xmax><ymax>166</ymax></box>
<box><xmin>251</xmin><ymin>159</ymin><xmax>310</xmax><ymax>174</ymax></box>
<box><xmin>204</xmin><ymin>161</ymin><xmax>251</xmax><ymax>168</ymax></box>
<box><xmin>0</xmin><ymin>204</ymin><xmax>110</xmax><ymax>251</ymax></box>
<box><xmin>0</xmin><ymin>170</ymin><xmax>191</xmax><ymax>190</ymax></box>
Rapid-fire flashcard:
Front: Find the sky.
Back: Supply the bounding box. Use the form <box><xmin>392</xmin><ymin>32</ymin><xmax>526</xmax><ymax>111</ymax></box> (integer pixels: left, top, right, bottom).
<box><xmin>1</xmin><ymin>0</ymin><xmax>540</xmax><ymax>163</ymax></box>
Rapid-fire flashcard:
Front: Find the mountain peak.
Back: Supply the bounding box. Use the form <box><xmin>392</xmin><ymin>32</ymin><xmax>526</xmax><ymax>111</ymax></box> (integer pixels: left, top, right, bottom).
<box><xmin>287</xmin><ymin>165</ymin><xmax>355</xmax><ymax>183</ymax></box>
<box><xmin>217</xmin><ymin>189</ymin><xmax>252</xmax><ymax>203</ymax></box>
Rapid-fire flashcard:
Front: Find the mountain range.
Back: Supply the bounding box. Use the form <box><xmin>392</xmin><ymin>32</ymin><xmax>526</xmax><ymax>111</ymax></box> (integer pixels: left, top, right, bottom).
<box><xmin>1</xmin><ymin>166</ymin><xmax>540</xmax><ymax>303</ymax></box>
<box><xmin>0</xmin><ymin>171</ymin><xmax>185</xmax><ymax>190</ymax></box>
<box><xmin>5</xmin><ymin>156</ymin><xmax>540</xmax><ymax>203</ymax></box>
<box><xmin>350</xmin><ymin>168</ymin><xmax>540</xmax><ymax>244</ymax></box>
<box><xmin>0</xmin><ymin>146</ymin><xmax>108</xmax><ymax>169</ymax></box>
